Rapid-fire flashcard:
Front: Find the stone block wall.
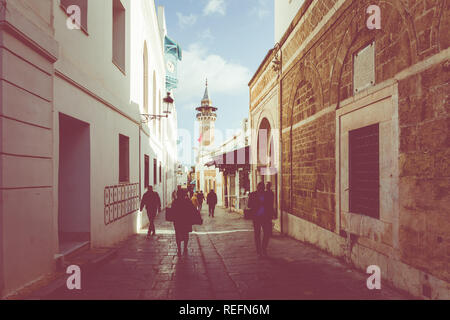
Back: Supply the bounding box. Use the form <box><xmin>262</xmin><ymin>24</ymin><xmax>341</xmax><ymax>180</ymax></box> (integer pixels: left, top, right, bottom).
<box><xmin>250</xmin><ymin>0</ymin><xmax>449</xmax><ymax>297</ymax></box>
<box><xmin>398</xmin><ymin>60</ymin><xmax>450</xmax><ymax>283</ymax></box>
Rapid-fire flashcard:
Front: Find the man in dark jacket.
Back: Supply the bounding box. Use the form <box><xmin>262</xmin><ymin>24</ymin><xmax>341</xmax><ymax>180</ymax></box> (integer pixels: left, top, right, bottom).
<box><xmin>249</xmin><ymin>182</ymin><xmax>273</xmax><ymax>257</ymax></box>
<box><xmin>207</xmin><ymin>189</ymin><xmax>218</xmax><ymax>217</ymax></box>
<box><xmin>140</xmin><ymin>185</ymin><xmax>161</xmax><ymax>238</ymax></box>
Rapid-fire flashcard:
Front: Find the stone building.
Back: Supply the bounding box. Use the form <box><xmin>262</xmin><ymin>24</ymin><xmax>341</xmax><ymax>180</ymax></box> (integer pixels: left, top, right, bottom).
<box><xmin>0</xmin><ymin>0</ymin><xmax>179</xmax><ymax>298</ymax></box>
<box><xmin>249</xmin><ymin>0</ymin><xmax>449</xmax><ymax>298</ymax></box>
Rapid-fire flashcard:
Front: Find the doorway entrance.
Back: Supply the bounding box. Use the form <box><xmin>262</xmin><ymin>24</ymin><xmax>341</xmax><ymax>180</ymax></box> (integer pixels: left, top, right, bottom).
<box><xmin>58</xmin><ymin>113</ymin><xmax>91</xmax><ymax>254</ymax></box>
<box><xmin>256</xmin><ymin>117</ymin><xmax>278</xmax><ymax>218</ymax></box>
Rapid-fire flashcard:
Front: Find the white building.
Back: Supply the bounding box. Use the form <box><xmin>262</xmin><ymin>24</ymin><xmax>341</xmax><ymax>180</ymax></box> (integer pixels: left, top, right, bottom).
<box><xmin>175</xmin><ymin>163</ymin><xmax>189</xmax><ymax>188</ymax></box>
<box><xmin>0</xmin><ymin>0</ymin><xmax>179</xmax><ymax>298</ymax></box>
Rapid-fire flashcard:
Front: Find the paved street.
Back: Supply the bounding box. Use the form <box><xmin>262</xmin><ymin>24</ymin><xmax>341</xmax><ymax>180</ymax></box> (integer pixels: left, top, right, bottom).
<box><xmin>47</xmin><ymin>206</ymin><xmax>408</xmax><ymax>300</ymax></box>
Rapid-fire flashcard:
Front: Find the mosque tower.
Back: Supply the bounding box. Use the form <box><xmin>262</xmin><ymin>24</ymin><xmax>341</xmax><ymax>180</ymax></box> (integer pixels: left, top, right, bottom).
<box><xmin>196</xmin><ymin>79</ymin><xmax>217</xmax><ymax>149</ymax></box>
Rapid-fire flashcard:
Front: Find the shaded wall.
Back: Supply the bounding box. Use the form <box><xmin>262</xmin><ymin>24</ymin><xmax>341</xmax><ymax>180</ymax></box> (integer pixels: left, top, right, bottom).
<box><xmin>0</xmin><ymin>0</ymin><xmax>58</xmax><ymax>297</ymax></box>
<box><xmin>58</xmin><ymin>114</ymin><xmax>90</xmax><ymax>240</ymax></box>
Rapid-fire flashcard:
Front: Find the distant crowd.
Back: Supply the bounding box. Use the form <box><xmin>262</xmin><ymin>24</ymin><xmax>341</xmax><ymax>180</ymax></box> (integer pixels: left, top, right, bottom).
<box><xmin>140</xmin><ymin>181</ymin><xmax>276</xmax><ymax>258</ymax></box>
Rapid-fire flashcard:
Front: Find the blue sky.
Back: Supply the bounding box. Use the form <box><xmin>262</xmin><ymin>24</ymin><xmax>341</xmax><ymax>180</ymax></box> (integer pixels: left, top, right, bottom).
<box><xmin>155</xmin><ymin>0</ymin><xmax>274</xmax><ymax>163</ymax></box>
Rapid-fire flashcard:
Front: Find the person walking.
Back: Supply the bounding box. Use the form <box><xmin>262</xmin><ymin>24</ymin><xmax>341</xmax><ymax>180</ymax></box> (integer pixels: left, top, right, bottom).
<box><xmin>171</xmin><ymin>189</ymin><xmax>198</xmax><ymax>257</ymax></box>
<box><xmin>140</xmin><ymin>185</ymin><xmax>161</xmax><ymax>238</ymax></box>
<box><xmin>248</xmin><ymin>182</ymin><xmax>273</xmax><ymax>257</ymax></box>
<box><xmin>198</xmin><ymin>191</ymin><xmax>204</xmax><ymax>212</ymax></box>
<box><xmin>207</xmin><ymin>189</ymin><xmax>218</xmax><ymax>217</ymax></box>
<box><xmin>191</xmin><ymin>192</ymin><xmax>199</xmax><ymax>212</ymax></box>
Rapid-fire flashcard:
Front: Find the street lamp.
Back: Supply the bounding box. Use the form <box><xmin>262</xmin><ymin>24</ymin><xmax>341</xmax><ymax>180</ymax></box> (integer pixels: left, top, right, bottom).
<box><xmin>271</xmin><ymin>42</ymin><xmax>281</xmax><ymax>74</ymax></box>
<box><xmin>141</xmin><ymin>92</ymin><xmax>174</xmax><ymax>123</ymax></box>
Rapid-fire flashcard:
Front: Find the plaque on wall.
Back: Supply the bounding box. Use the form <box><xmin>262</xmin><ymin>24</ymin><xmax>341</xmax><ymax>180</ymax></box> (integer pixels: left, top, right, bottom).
<box><xmin>353</xmin><ymin>41</ymin><xmax>375</xmax><ymax>94</ymax></box>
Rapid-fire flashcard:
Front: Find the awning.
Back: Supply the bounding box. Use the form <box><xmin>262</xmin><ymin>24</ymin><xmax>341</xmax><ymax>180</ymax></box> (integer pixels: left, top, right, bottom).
<box><xmin>205</xmin><ymin>146</ymin><xmax>251</xmax><ymax>172</ymax></box>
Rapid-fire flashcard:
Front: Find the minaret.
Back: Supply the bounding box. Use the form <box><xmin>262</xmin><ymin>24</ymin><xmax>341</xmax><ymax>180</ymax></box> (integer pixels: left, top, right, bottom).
<box><xmin>196</xmin><ymin>79</ymin><xmax>217</xmax><ymax>148</ymax></box>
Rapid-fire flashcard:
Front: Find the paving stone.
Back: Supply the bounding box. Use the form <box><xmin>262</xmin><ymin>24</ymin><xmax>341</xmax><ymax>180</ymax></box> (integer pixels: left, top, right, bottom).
<box><xmin>33</xmin><ymin>206</ymin><xmax>408</xmax><ymax>300</ymax></box>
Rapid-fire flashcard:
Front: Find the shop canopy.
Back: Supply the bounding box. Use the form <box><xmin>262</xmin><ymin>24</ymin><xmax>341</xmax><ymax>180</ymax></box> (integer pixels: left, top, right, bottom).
<box><xmin>205</xmin><ymin>146</ymin><xmax>251</xmax><ymax>172</ymax></box>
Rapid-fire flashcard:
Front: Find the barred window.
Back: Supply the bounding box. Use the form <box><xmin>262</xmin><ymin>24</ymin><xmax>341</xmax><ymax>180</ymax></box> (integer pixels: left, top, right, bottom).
<box><xmin>348</xmin><ymin>123</ymin><xmax>380</xmax><ymax>219</ymax></box>
<box><xmin>119</xmin><ymin>134</ymin><xmax>129</xmax><ymax>183</ymax></box>
<box><xmin>112</xmin><ymin>0</ymin><xmax>126</xmax><ymax>73</ymax></box>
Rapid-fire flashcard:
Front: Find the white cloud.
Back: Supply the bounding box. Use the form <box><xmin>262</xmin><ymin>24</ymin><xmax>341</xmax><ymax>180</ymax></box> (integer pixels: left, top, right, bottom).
<box><xmin>176</xmin><ymin>12</ymin><xmax>197</xmax><ymax>28</ymax></box>
<box><xmin>198</xmin><ymin>28</ymin><xmax>214</xmax><ymax>41</ymax></box>
<box><xmin>176</xmin><ymin>43</ymin><xmax>251</xmax><ymax>107</ymax></box>
<box><xmin>203</xmin><ymin>0</ymin><xmax>226</xmax><ymax>16</ymax></box>
<box><xmin>250</xmin><ymin>0</ymin><xmax>270</xmax><ymax>19</ymax></box>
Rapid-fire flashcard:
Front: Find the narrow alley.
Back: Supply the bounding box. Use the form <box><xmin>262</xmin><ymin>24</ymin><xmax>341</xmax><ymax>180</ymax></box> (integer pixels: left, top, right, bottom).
<box><xmin>43</xmin><ymin>207</ymin><xmax>408</xmax><ymax>300</ymax></box>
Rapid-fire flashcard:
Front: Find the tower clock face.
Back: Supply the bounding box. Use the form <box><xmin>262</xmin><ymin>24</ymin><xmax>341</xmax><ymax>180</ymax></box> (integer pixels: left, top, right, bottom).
<box><xmin>167</xmin><ymin>61</ymin><xmax>175</xmax><ymax>73</ymax></box>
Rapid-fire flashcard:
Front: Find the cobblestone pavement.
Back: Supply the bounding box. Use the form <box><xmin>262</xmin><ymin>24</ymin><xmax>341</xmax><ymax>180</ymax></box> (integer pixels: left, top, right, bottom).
<box><xmin>47</xmin><ymin>206</ymin><xmax>409</xmax><ymax>300</ymax></box>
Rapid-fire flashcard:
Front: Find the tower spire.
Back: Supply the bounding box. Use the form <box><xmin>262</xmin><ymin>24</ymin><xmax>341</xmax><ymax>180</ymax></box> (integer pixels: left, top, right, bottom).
<box><xmin>202</xmin><ymin>78</ymin><xmax>211</xmax><ymax>105</ymax></box>
<box><xmin>196</xmin><ymin>78</ymin><xmax>218</xmax><ymax>147</ymax></box>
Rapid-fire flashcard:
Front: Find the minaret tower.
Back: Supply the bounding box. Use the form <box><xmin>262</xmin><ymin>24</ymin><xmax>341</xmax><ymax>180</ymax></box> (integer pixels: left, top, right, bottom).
<box><xmin>196</xmin><ymin>79</ymin><xmax>217</xmax><ymax>149</ymax></box>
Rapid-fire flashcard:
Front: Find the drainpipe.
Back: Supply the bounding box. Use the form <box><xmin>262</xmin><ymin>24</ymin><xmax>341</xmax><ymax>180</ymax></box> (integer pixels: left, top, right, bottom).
<box><xmin>0</xmin><ymin>185</ymin><xmax>3</xmax><ymax>297</ymax></box>
<box><xmin>137</xmin><ymin>123</ymin><xmax>142</xmax><ymax>234</ymax></box>
<box><xmin>139</xmin><ymin>125</ymin><xmax>142</xmax><ymax>201</ymax></box>
<box><xmin>274</xmin><ymin>43</ymin><xmax>283</xmax><ymax>235</ymax></box>
<box><xmin>279</xmin><ymin>79</ymin><xmax>283</xmax><ymax>235</ymax></box>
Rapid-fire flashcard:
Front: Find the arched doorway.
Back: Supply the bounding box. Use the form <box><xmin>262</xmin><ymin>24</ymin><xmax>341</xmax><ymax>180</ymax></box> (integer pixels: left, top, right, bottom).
<box><xmin>257</xmin><ymin>118</ymin><xmax>276</xmax><ymax>182</ymax></box>
<box><xmin>256</xmin><ymin>117</ymin><xmax>278</xmax><ymax>227</ymax></box>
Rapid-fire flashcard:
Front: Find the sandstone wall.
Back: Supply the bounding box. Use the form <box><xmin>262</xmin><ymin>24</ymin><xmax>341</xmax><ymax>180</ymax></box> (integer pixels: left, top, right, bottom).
<box><xmin>250</xmin><ymin>0</ymin><xmax>449</xmax><ymax>298</ymax></box>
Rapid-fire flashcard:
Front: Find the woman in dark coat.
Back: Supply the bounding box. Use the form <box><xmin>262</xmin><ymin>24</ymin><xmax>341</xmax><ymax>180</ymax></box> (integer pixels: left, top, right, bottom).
<box><xmin>171</xmin><ymin>189</ymin><xmax>198</xmax><ymax>257</ymax></box>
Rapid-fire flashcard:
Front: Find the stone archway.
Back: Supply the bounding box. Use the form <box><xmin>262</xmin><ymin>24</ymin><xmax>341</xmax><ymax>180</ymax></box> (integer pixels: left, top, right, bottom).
<box><xmin>256</xmin><ymin>116</ymin><xmax>279</xmax><ymax>229</ymax></box>
<box><xmin>257</xmin><ymin>117</ymin><xmax>273</xmax><ymax>182</ymax></box>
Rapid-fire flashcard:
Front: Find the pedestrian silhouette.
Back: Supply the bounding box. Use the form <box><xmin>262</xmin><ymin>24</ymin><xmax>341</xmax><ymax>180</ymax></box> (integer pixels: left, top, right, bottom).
<box><xmin>198</xmin><ymin>191</ymin><xmax>205</xmax><ymax>211</ymax></box>
<box><xmin>248</xmin><ymin>182</ymin><xmax>273</xmax><ymax>257</ymax></box>
<box><xmin>172</xmin><ymin>189</ymin><xmax>200</xmax><ymax>257</ymax></box>
<box><xmin>140</xmin><ymin>185</ymin><xmax>161</xmax><ymax>238</ymax></box>
<box><xmin>207</xmin><ymin>189</ymin><xmax>218</xmax><ymax>217</ymax></box>
<box><xmin>191</xmin><ymin>192</ymin><xmax>199</xmax><ymax>212</ymax></box>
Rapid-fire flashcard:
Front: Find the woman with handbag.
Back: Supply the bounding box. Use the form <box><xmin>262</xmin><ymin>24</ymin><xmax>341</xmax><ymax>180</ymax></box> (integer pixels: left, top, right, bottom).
<box><xmin>171</xmin><ymin>189</ymin><xmax>201</xmax><ymax>257</ymax></box>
